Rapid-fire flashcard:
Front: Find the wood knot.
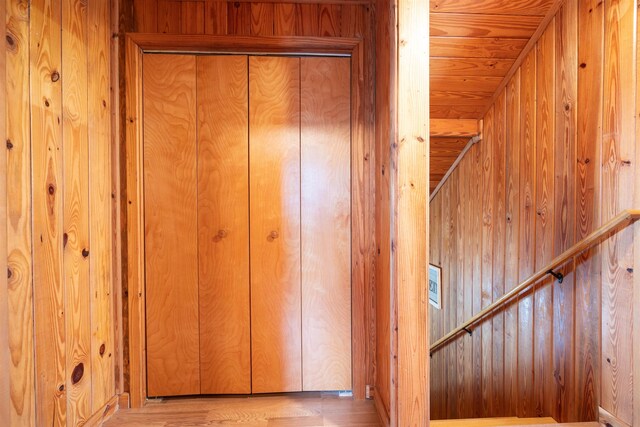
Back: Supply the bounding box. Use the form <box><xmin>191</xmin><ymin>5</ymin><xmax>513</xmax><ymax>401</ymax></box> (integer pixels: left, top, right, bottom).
<box><xmin>381</xmin><ymin>165</ymin><xmax>385</xmax><ymax>175</ymax></box>
<box><xmin>627</xmin><ymin>267</ymin><xmax>634</xmax><ymax>273</ymax></box>
<box><xmin>621</xmin><ymin>159</ymin><xmax>632</xmax><ymax>165</ymax></box>
<box><xmin>564</xmin><ymin>103</ymin><xmax>571</xmax><ymax>111</ymax></box>
<box><xmin>99</xmin><ymin>343</ymin><xmax>106</xmax><ymax>357</ymax></box>
<box><xmin>416</xmin><ymin>135</ymin><xmax>425</xmax><ymax>143</ymax></box>
<box><xmin>267</xmin><ymin>230</ymin><xmax>279</xmax><ymax>242</ymax></box>
<box><xmin>51</xmin><ymin>71</ymin><xmax>60</xmax><ymax>82</ymax></box>
<box><xmin>82</xmin><ymin>248</ymin><xmax>90</xmax><ymax>258</ymax></box>
<box><xmin>213</xmin><ymin>229</ymin><xmax>228</xmax><ymax>242</ymax></box>
<box><xmin>6</xmin><ymin>139</ymin><xmax>13</xmax><ymax>150</ymax></box>
<box><xmin>48</xmin><ymin>184</ymin><xmax>56</xmax><ymax>195</ymax></box>
<box><xmin>234</xmin><ymin>1</ymin><xmax>240</xmax><ymax>6</ymax></box>
<box><xmin>6</xmin><ymin>34</ymin><xmax>14</xmax><ymax>47</ymax></box>
<box><xmin>7</xmin><ymin>268</ymin><xmax>12</xmax><ymax>279</ymax></box>
<box><xmin>44</xmin><ymin>98</ymin><xmax>50</xmax><ymax>107</ymax></box>
<box><xmin>506</xmin><ymin>214</ymin><xmax>512</xmax><ymax>223</ymax></box>
<box><xmin>71</xmin><ymin>363</ymin><xmax>84</xmax><ymax>384</ymax></box>
<box><xmin>58</xmin><ymin>384</ymin><xmax>65</xmax><ymax>392</ymax></box>
<box><xmin>102</xmin><ymin>99</ymin><xmax>107</xmax><ymax>108</ymax></box>
<box><xmin>584</xmin><ymin>158</ymin><xmax>590</xmax><ymax>164</ymax></box>
<box><xmin>63</xmin><ymin>233</ymin><xmax>68</xmax><ymax>247</ymax></box>
<box><xmin>579</xmin><ymin>62</ymin><xmax>587</xmax><ymax>68</ymax></box>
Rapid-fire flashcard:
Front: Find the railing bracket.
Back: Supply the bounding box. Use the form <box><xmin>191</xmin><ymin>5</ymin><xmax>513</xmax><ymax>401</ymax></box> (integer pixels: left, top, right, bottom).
<box><xmin>547</xmin><ymin>269</ymin><xmax>564</xmax><ymax>283</ymax></box>
<box><xmin>463</xmin><ymin>327</ymin><xmax>472</xmax><ymax>336</ymax></box>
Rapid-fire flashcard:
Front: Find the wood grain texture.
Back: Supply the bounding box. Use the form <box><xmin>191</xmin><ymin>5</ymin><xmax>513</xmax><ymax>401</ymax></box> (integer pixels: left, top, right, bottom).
<box><xmin>0</xmin><ymin>0</ymin><xmax>8</xmax><ymax>421</ymax></box>
<box><xmin>29</xmin><ymin>0</ymin><xmax>65</xmax><ymax>425</ymax></box>
<box><xmin>196</xmin><ymin>55</ymin><xmax>251</xmax><ymax>395</ymax></box>
<box><xmin>480</xmin><ymin>106</ymin><xmax>494</xmax><ymax>417</ymax></box>
<box><xmin>430</xmin><ymin>13</ymin><xmax>541</xmax><ymax>38</ymax></box>
<box><xmin>517</xmin><ymin>49</ymin><xmax>536</xmax><ymax>419</ymax></box>
<box><xmin>430</xmin><ymin>0</ymin><xmax>554</xmax><ymax>15</ymax></box>
<box><xmin>181</xmin><ymin>1</ymin><xmax>205</xmax><ymax>34</ymax></box>
<box><xmin>301</xmin><ymin>57</ymin><xmax>352</xmax><ymax>392</ymax></box>
<box><xmin>249</xmin><ymin>56</ymin><xmax>302</xmax><ymax>394</ymax></box>
<box><xmin>574</xmin><ymin>0</ymin><xmax>603</xmax><ymax>421</ymax></box>
<box><xmin>62</xmin><ymin>0</ymin><xmax>92</xmax><ymax>422</ymax></box>
<box><xmin>158</xmin><ymin>0</ymin><xmax>182</xmax><ymax>33</ymax></box>
<box><xmin>431</xmin><ymin>37</ymin><xmax>528</xmax><ymax>59</ymax></box>
<box><xmin>88</xmin><ymin>0</ymin><xmax>116</xmax><ymax>411</ymax></box>
<box><xmin>396</xmin><ymin>0</ymin><xmax>430</xmax><ymax>422</ymax></box>
<box><xmin>204</xmin><ymin>1</ymin><xmax>227</xmax><ymax>35</ymax></box>
<box><xmin>143</xmin><ymin>54</ymin><xmax>200</xmax><ymax>397</ymax></box>
<box><xmin>134</xmin><ymin>0</ymin><xmax>158</xmax><ymax>32</ymax></box>
<box><xmin>552</xmin><ymin>3</ymin><xmax>577</xmax><ymax>422</ymax></box>
<box><xmin>503</xmin><ymin>69</ymin><xmax>521</xmax><ymax>417</ymax></box>
<box><xmin>251</xmin><ymin>3</ymin><xmax>274</xmax><ymax>35</ymax></box>
<box><xmin>228</xmin><ymin>1</ymin><xmax>251</xmax><ymax>35</ymax></box>
<box><xmin>533</xmin><ymin>19</ymin><xmax>555</xmax><ymax>419</ymax></box>
<box><xmin>274</xmin><ymin>3</ymin><xmax>302</xmax><ymax>36</ymax></box>
<box><xmin>430</xmin><ymin>58</ymin><xmax>515</xmax><ymax>77</ymax></box>
<box><xmin>601</xmin><ymin>0</ymin><xmax>635</xmax><ymax>423</ymax></box>
<box><xmin>6</xmin><ymin>0</ymin><xmax>37</xmax><ymax>424</ymax></box>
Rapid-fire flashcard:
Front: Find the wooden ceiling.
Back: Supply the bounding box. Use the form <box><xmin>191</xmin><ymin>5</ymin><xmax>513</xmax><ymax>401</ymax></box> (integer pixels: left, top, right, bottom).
<box><xmin>429</xmin><ymin>0</ymin><xmax>557</xmax><ymax>192</ymax></box>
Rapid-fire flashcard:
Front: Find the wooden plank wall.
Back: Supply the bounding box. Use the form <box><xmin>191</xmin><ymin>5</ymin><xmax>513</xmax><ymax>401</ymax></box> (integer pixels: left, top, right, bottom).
<box><xmin>3</xmin><ymin>0</ymin><xmax>119</xmax><ymax>425</ymax></box>
<box><xmin>127</xmin><ymin>0</ymin><xmax>376</xmax><ymax>401</ymax></box>
<box><xmin>429</xmin><ymin>0</ymin><xmax>638</xmax><ymax>423</ymax></box>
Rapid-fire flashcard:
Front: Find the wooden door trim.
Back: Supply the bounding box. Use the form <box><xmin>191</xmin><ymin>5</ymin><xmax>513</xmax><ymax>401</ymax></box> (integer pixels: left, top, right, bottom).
<box><xmin>125</xmin><ymin>34</ymin><xmax>369</xmax><ymax>408</ymax></box>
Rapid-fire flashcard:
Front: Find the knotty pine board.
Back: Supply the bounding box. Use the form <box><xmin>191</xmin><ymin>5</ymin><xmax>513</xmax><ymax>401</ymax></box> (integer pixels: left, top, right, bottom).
<box><xmin>88</xmin><ymin>0</ymin><xmax>116</xmax><ymax>410</ymax></box>
<box><xmin>30</xmin><ymin>0</ymin><xmax>66</xmax><ymax>425</ymax></box>
<box><xmin>143</xmin><ymin>54</ymin><xmax>200</xmax><ymax>397</ymax></box>
<box><xmin>196</xmin><ymin>55</ymin><xmax>251</xmax><ymax>395</ymax></box>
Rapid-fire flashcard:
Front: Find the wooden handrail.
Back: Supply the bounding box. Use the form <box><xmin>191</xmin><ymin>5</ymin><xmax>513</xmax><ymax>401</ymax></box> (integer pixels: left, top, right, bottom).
<box><xmin>430</xmin><ymin>209</ymin><xmax>640</xmax><ymax>354</ymax></box>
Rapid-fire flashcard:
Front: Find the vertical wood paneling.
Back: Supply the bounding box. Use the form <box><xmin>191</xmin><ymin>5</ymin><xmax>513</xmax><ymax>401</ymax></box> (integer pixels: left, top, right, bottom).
<box><xmin>249</xmin><ymin>56</ymin><xmax>302</xmax><ymax>394</ymax></box>
<box><xmin>228</xmin><ymin>1</ymin><xmax>251</xmax><ymax>35</ymax></box>
<box><xmin>6</xmin><ymin>0</ymin><xmax>36</xmax><ymax>424</ymax></box>
<box><xmin>133</xmin><ymin>0</ymin><xmax>158</xmax><ymax>32</ymax></box>
<box><xmin>534</xmin><ymin>19</ymin><xmax>555</xmax><ymax>419</ymax></box>
<box><xmin>143</xmin><ymin>54</ymin><xmax>200</xmax><ymax>397</ymax></box>
<box><xmin>30</xmin><ymin>0</ymin><xmax>65</xmax><ymax>425</ymax></box>
<box><xmin>574</xmin><ymin>0</ymin><xmax>603</xmax><ymax>421</ymax></box>
<box><xmin>274</xmin><ymin>4</ymin><xmax>301</xmax><ymax>36</ymax></box>
<box><xmin>250</xmin><ymin>3</ymin><xmax>274</xmax><ymax>35</ymax></box>
<box><xmin>300</xmin><ymin>4</ymin><xmax>319</xmax><ymax>36</ymax></box>
<box><xmin>197</xmin><ymin>55</ymin><xmax>251</xmax><ymax>395</ymax></box>
<box><xmin>517</xmin><ymin>49</ymin><xmax>536</xmax><ymax>419</ymax></box>
<box><xmin>601</xmin><ymin>0</ymin><xmax>636</xmax><ymax>423</ymax></box>
<box><xmin>491</xmin><ymin>89</ymin><xmax>506</xmax><ymax>417</ymax></box>
<box><xmin>454</xmin><ymin>165</ymin><xmax>465</xmax><ymax>418</ymax></box>
<box><xmin>88</xmin><ymin>0</ymin><xmax>115</xmax><ymax>410</ymax></box>
<box><xmin>503</xmin><ymin>69</ymin><xmax>521</xmax><ymax>417</ymax></box>
<box><xmin>446</xmin><ymin>169</ymin><xmax>458</xmax><ymax>419</ymax></box>
<box><xmin>62</xmin><ymin>0</ymin><xmax>92</xmax><ymax>422</ymax></box>
<box><xmin>319</xmin><ymin>4</ymin><xmax>341</xmax><ymax>37</ymax></box>
<box><xmin>441</xmin><ymin>178</ymin><xmax>452</xmax><ymax>420</ymax></box>
<box><xmin>396</xmin><ymin>0</ymin><xmax>430</xmax><ymax>420</ymax></box>
<box><xmin>480</xmin><ymin>106</ymin><xmax>494</xmax><ymax>418</ymax></box>
<box><xmin>204</xmin><ymin>1</ymin><xmax>227</xmax><ymax>35</ymax></box>
<box><xmin>181</xmin><ymin>1</ymin><xmax>205</xmax><ymax>34</ymax></box>
<box><xmin>461</xmin><ymin>152</ymin><xmax>474</xmax><ymax>420</ymax></box>
<box><xmin>0</xmin><ymin>0</ymin><xmax>8</xmax><ymax>421</ymax></box>
<box><xmin>471</xmin><ymin>142</ymin><xmax>483</xmax><ymax>418</ymax></box>
<box><xmin>553</xmin><ymin>3</ymin><xmax>577</xmax><ymax>422</ymax></box>
<box><xmin>158</xmin><ymin>0</ymin><xmax>181</xmax><ymax>33</ymax></box>
<box><xmin>301</xmin><ymin>57</ymin><xmax>352</xmax><ymax>392</ymax></box>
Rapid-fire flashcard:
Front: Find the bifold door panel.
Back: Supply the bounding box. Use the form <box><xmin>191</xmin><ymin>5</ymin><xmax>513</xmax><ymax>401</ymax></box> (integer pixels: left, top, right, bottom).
<box><xmin>143</xmin><ymin>53</ymin><xmax>352</xmax><ymax>397</ymax></box>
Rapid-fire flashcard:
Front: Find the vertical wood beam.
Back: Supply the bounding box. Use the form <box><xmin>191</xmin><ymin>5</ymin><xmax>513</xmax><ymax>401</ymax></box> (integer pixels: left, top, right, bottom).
<box><xmin>395</xmin><ymin>0</ymin><xmax>429</xmax><ymax>424</ymax></box>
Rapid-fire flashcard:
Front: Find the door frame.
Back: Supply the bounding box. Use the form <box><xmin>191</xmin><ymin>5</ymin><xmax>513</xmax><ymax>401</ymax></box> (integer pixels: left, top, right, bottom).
<box><xmin>124</xmin><ymin>33</ymin><xmax>371</xmax><ymax>408</ymax></box>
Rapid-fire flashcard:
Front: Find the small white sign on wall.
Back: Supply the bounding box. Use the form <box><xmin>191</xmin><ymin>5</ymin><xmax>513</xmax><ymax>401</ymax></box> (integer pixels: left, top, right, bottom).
<box><xmin>428</xmin><ymin>264</ymin><xmax>442</xmax><ymax>309</ymax></box>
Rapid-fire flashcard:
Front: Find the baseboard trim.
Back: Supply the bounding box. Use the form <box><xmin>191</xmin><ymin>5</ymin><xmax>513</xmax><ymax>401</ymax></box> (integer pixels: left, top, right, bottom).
<box><xmin>374</xmin><ymin>389</ymin><xmax>390</xmax><ymax>427</ymax></box>
<box><xmin>599</xmin><ymin>406</ymin><xmax>631</xmax><ymax>427</ymax></box>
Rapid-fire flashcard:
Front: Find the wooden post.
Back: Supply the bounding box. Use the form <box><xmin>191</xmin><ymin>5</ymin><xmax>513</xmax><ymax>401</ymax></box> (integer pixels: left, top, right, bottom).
<box><xmin>394</xmin><ymin>0</ymin><xmax>430</xmax><ymax>424</ymax></box>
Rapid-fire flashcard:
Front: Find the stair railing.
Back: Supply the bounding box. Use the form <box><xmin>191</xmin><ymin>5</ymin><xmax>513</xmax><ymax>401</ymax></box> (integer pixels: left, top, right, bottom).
<box><xmin>429</xmin><ymin>208</ymin><xmax>640</xmax><ymax>355</ymax></box>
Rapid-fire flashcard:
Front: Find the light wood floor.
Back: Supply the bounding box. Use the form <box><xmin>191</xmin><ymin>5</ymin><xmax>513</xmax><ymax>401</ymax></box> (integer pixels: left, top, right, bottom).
<box><xmin>105</xmin><ymin>392</ymin><xmax>382</xmax><ymax>426</ymax></box>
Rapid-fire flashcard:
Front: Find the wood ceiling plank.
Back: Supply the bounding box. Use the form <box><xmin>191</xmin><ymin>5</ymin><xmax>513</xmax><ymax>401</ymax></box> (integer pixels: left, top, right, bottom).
<box><xmin>430</xmin><ymin>13</ymin><xmax>541</xmax><ymax>38</ymax></box>
<box><xmin>431</xmin><ymin>75</ymin><xmax>504</xmax><ymax>92</ymax></box>
<box><xmin>431</xmin><ymin>58</ymin><xmax>515</xmax><ymax>76</ymax></box>
<box><xmin>431</xmin><ymin>104</ymin><xmax>487</xmax><ymax>119</ymax></box>
<box><xmin>431</xmin><ymin>0</ymin><xmax>555</xmax><ymax>16</ymax></box>
<box><xmin>431</xmin><ymin>90</ymin><xmax>494</xmax><ymax>105</ymax></box>
<box><xmin>431</xmin><ymin>37</ymin><xmax>528</xmax><ymax>59</ymax></box>
<box><xmin>431</xmin><ymin>118</ymin><xmax>479</xmax><ymax>136</ymax></box>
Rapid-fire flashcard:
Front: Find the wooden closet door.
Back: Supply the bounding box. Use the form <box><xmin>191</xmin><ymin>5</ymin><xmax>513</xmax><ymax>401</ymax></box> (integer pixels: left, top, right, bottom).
<box><xmin>197</xmin><ymin>55</ymin><xmax>251</xmax><ymax>394</ymax></box>
<box><xmin>249</xmin><ymin>56</ymin><xmax>302</xmax><ymax>393</ymax></box>
<box><xmin>143</xmin><ymin>54</ymin><xmax>200</xmax><ymax>396</ymax></box>
<box><xmin>301</xmin><ymin>57</ymin><xmax>352</xmax><ymax>391</ymax></box>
